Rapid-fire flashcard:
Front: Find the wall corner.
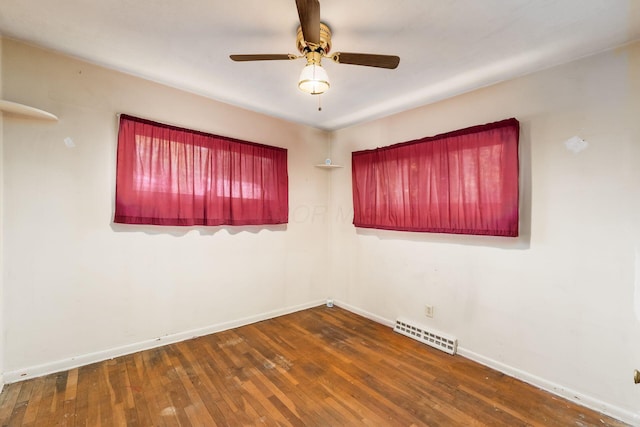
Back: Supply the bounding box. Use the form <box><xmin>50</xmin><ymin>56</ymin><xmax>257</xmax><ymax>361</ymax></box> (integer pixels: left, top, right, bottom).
<box><xmin>0</xmin><ymin>35</ymin><xmax>5</xmax><ymax>393</ymax></box>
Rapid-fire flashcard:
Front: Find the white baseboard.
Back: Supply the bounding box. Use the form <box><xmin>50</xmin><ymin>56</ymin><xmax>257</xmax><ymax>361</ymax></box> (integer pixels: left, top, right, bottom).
<box><xmin>456</xmin><ymin>347</ymin><xmax>638</xmax><ymax>426</ymax></box>
<box><xmin>334</xmin><ymin>301</ymin><xmax>637</xmax><ymax>426</ymax></box>
<box><xmin>5</xmin><ymin>300</ymin><xmax>637</xmax><ymax>425</ymax></box>
<box><xmin>4</xmin><ymin>299</ymin><xmax>325</xmax><ymax>384</ymax></box>
<box><xmin>334</xmin><ymin>300</ymin><xmax>395</xmax><ymax>328</ymax></box>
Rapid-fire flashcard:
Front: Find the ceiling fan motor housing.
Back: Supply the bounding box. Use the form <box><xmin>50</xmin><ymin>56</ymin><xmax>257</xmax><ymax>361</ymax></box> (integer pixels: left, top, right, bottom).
<box><xmin>297</xmin><ymin>23</ymin><xmax>332</xmax><ymax>55</ymax></box>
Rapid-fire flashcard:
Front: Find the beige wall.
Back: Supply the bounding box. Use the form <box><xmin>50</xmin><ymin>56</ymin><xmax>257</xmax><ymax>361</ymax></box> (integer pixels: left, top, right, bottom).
<box><xmin>0</xmin><ymin>37</ymin><xmax>4</xmax><ymax>391</ymax></box>
<box><xmin>1</xmin><ymin>39</ymin><xmax>330</xmax><ymax>376</ymax></box>
<box><xmin>328</xmin><ymin>42</ymin><xmax>640</xmax><ymax>421</ymax></box>
<box><xmin>2</xmin><ymin>35</ymin><xmax>640</xmax><ymax>423</ymax></box>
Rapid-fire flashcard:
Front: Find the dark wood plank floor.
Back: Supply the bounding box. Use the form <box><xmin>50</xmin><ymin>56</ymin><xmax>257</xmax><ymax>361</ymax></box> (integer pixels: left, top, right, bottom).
<box><xmin>0</xmin><ymin>306</ymin><xmax>628</xmax><ymax>426</ymax></box>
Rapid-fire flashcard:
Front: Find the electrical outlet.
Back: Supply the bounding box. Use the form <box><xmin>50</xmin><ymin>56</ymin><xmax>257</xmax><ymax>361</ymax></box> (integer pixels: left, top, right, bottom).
<box><xmin>425</xmin><ymin>305</ymin><xmax>434</xmax><ymax>318</ymax></box>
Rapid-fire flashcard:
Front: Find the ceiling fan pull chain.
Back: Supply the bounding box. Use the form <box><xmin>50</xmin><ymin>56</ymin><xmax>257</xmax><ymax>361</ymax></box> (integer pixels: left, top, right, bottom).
<box><xmin>318</xmin><ymin>94</ymin><xmax>322</xmax><ymax>111</ymax></box>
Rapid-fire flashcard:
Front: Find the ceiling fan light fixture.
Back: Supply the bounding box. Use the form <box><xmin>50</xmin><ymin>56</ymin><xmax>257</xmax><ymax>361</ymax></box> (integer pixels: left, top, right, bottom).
<box><xmin>231</xmin><ymin>2</ymin><xmax>400</xmax><ymax>97</ymax></box>
<box><xmin>298</xmin><ymin>63</ymin><xmax>330</xmax><ymax>95</ymax></box>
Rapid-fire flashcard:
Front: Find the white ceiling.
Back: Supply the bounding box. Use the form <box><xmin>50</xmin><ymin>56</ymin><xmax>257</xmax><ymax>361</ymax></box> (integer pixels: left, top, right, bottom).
<box><xmin>0</xmin><ymin>0</ymin><xmax>638</xmax><ymax>130</ymax></box>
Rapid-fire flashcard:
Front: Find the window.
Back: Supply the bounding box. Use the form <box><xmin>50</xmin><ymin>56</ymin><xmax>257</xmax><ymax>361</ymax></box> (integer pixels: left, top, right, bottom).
<box><xmin>114</xmin><ymin>115</ymin><xmax>288</xmax><ymax>226</ymax></box>
<box><xmin>352</xmin><ymin>118</ymin><xmax>519</xmax><ymax>236</ymax></box>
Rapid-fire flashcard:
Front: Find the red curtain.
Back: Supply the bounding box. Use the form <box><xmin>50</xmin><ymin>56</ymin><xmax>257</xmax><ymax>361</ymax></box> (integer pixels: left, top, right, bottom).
<box><xmin>115</xmin><ymin>115</ymin><xmax>288</xmax><ymax>226</ymax></box>
<box><xmin>352</xmin><ymin>118</ymin><xmax>519</xmax><ymax>236</ymax></box>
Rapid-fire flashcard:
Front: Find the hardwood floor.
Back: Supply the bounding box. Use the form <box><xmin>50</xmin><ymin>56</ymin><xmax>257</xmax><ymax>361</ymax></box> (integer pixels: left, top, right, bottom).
<box><xmin>0</xmin><ymin>306</ymin><xmax>628</xmax><ymax>426</ymax></box>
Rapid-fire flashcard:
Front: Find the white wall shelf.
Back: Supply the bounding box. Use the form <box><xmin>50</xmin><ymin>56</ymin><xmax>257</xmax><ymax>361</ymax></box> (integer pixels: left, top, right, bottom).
<box><xmin>0</xmin><ymin>100</ymin><xmax>58</xmax><ymax>121</ymax></box>
<box><xmin>315</xmin><ymin>164</ymin><xmax>343</xmax><ymax>169</ymax></box>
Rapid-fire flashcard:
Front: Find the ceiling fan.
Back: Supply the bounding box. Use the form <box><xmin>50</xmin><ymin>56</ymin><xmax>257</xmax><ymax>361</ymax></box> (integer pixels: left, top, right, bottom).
<box><xmin>230</xmin><ymin>0</ymin><xmax>400</xmax><ymax>96</ymax></box>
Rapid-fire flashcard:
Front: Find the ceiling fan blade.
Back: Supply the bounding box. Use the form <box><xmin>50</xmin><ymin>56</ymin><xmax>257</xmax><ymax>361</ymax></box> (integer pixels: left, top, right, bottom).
<box><xmin>230</xmin><ymin>54</ymin><xmax>295</xmax><ymax>62</ymax></box>
<box><xmin>296</xmin><ymin>0</ymin><xmax>321</xmax><ymax>45</ymax></box>
<box><xmin>332</xmin><ymin>52</ymin><xmax>400</xmax><ymax>69</ymax></box>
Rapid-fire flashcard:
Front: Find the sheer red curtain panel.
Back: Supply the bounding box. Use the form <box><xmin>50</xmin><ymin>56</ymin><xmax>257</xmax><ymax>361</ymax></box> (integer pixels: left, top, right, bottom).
<box><xmin>114</xmin><ymin>115</ymin><xmax>288</xmax><ymax>226</ymax></box>
<box><xmin>352</xmin><ymin>118</ymin><xmax>519</xmax><ymax>236</ymax></box>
